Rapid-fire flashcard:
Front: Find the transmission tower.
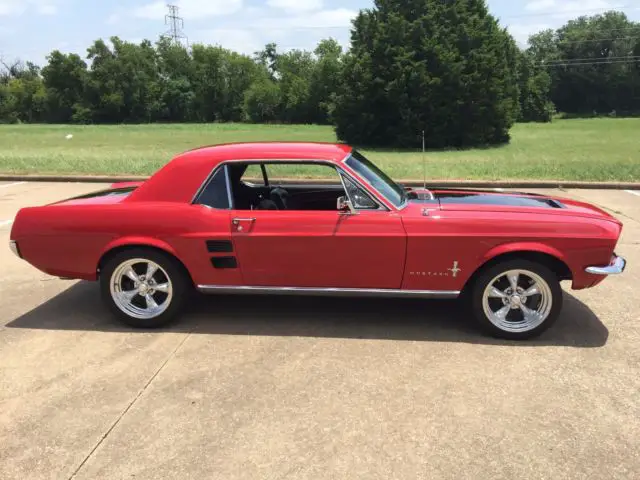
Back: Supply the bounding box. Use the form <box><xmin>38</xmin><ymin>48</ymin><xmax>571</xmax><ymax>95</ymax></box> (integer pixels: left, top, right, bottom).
<box><xmin>164</xmin><ymin>4</ymin><xmax>188</xmax><ymax>46</ymax></box>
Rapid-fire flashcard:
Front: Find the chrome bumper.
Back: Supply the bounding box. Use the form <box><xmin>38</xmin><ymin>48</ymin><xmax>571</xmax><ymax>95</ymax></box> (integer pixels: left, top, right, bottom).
<box><xmin>585</xmin><ymin>255</ymin><xmax>626</xmax><ymax>275</ymax></box>
<box><xmin>9</xmin><ymin>240</ymin><xmax>21</xmax><ymax>259</ymax></box>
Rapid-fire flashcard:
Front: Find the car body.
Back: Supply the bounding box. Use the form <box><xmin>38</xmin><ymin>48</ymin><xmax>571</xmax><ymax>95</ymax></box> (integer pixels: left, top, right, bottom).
<box><xmin>9</xmin><ymin>142</ymin><xmax>626</xmax><ymax>339</ymax></box>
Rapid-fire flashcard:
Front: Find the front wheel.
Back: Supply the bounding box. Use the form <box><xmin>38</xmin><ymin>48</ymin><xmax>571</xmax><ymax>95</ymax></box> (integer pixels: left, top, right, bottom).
<box><xmin>470</xmin><ymin>259</ymin><xmax>563</xmax><ymax>340</ymax></box>
<box><xmin>100</xmin><ymin>248</ymin><xmax>189</xmax><ymax>328</ymax></box>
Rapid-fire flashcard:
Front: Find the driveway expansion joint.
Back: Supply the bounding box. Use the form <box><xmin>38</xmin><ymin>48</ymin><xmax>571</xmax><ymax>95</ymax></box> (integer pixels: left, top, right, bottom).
<box><xmin>67</xmin><ymin>331</ymin><xmax>192</xmax><ymax>479</ymax></box>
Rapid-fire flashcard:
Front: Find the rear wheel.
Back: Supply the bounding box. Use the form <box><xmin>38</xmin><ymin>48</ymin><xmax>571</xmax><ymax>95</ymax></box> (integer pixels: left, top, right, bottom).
<box><xmin>470</xmin><ymin>259</ymin><xmax>563</xmax><ymax>340</ymax></box>
<box><xmin>100</xmin><ymin>248</ymin><xmax>189</xmax><ymax>328</ymax></box>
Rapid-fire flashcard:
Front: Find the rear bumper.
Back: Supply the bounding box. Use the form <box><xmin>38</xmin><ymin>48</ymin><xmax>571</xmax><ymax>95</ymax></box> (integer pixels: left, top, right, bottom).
<box><xmin>585</xmin><ymin>255</ymin><xmax>626</xmax><ymax>275</ymax></box>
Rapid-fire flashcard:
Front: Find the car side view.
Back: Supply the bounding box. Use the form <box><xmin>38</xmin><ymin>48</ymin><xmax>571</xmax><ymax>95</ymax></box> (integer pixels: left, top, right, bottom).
<box><xmin>9</xmin><ymin>142</ymin><xmax>626</xmax><ymax>340</ymax></box>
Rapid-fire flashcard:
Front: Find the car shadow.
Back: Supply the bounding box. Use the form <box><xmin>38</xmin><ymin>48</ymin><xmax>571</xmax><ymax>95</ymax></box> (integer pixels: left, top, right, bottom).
<box><xmin>6</xmin><ymin>282</ymin><xmax>608</xmax><ymax>348</ymax></box>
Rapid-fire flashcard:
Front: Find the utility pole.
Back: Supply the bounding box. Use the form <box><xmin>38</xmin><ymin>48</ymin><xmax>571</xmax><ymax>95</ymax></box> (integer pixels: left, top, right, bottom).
<box><xmin>164</xmin><ymin>4</ymin><xmax>188</xmax><ymax>46</ymax></box>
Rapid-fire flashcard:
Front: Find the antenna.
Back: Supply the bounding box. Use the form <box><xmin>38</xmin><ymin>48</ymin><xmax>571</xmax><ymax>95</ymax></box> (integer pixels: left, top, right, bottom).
<box><xmin>422</xmin><ymin>130</ymin><xmax>426</xmax><ymax>192</ymax></box>
<box><xmin>164</xmin><ymin>4</ymin><xmax>189</xmax><ymax>46</ymax></box>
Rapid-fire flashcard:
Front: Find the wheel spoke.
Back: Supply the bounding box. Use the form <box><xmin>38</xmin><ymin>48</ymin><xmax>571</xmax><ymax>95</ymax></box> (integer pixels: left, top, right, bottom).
<box><xmin>154</xmin><ymin>283</ymin><xmax>170</xmax><ymax>293</ymax></box>
<box><xmin>145</xmin><ymin>294</ymin><xmax>158</xmax><ymax>309</ymax></box>
<box><xmin>146</xmin><ymin>262</ymin><xmax>158</xmax><ymax>280</ymax></box>
<box><xmin>507</xmin><ymin>272</ymin><xmax>520</xmax><ymax>291</ymax></box>
<box><xmin>488</xmin><ymin>286</ymin><xmax>508</xmax><ymax>299</ymax></box>
<box><xmin>523</xmin><ymin>283</ymin><xmax>540</xmax><ymax>297</ymax></box>
<box><xmin>495</xmin><ymin>305</ymin><xmax>510</xmax><ymax>320</ymax></box>
<box><xmin>519</xmin><ymin>304</ymin><xmax>541</xmax><ymax>324</ymax></box>
<box><xmin>125</xmin><ymin>268</ymin><xmax>139</xmax><ymax>283</ymax></box>
<box><xmin>121</xmin><ymin>289</ymin><xmax>139</xmax><ymax>302</ymax></box>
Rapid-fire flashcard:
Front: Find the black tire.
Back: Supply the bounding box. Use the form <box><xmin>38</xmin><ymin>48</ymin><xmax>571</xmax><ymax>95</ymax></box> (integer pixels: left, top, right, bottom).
<box><xmin>469</xmin><ymin>259</ymin><xmax>563</xmax><ymax>340</ymax></box>
<box><xmin>100</xmin><ymin>248</ymin><xmax>190</xmax><ymax>329</ymax></box>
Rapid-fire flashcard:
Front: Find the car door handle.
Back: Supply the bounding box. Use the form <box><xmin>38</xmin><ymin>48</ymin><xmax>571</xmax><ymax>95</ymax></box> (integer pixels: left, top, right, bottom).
<box><xmin>232</xmin><ymin>218</ymin><xmax>256</xmax><ymax>225</ymax></box>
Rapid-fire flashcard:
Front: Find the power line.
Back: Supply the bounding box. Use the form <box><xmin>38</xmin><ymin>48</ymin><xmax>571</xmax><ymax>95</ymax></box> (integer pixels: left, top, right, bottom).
<box><xmin>553</xmin><ymin>36</ymin><xmax>640</xmax><ymax>45</ymax></box>
<box><xmin>502</xmin><ymin>4</ymin><xmax>640</xmax><ymax>20</ymax></box>
<box><xmin>164</xmin><ymin>4</ymin><xmax>188</xmax><ymax>46</ymax></box>
<box><xmin>537</xmin><ymin>58</ymin><xmax>640</xmax><ymax>67</ymax></box>
<box><xmin>542</xmin><ymin>55</ymin><xmax>640</xmax><ymax>63</ymax></box>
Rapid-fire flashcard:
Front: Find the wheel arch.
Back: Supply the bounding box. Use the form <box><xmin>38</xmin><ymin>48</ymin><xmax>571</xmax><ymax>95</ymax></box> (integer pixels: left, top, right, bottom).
<box><xmin>97</xmin><ymin>237</ymin><xmax>194</xmax><ymax>286</ymax></box>
<box><xmin>461</xmin><ymin>244</ymin><xmax>573</xmax><ymax>295</ymax></box>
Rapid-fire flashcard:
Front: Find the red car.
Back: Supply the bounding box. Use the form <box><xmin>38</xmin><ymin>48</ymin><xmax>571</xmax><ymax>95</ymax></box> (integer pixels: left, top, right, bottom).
<box><xmin>9</xmin><ymin>142</ymin><xmax>626</xmax><ymax>339</ymax></box>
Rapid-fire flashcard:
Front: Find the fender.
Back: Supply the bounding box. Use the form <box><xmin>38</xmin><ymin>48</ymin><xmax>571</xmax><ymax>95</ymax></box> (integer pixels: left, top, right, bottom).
<box><xmin>99</xmin><ymin>236</ymin><xmax>180</xmax><ymax>264</ymax></box>
<box><xmin>481</xmin><ymin>242</ymin><xmax>568</xmax><ymax>265</ymax></box>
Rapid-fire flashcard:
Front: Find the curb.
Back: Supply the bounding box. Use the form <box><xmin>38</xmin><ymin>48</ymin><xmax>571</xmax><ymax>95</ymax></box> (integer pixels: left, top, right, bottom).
<box><xmin>1</xmin><ymin>174</ymin><xmax>639</xmax><ymax>190</ymax></box>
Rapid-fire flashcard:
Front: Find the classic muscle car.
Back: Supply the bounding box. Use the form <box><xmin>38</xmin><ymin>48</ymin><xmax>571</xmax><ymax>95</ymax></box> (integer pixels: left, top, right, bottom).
<box><xmin>9</xmin><ymin>142</ymin><xmax>626</xmax><ymax>339</ymax></box>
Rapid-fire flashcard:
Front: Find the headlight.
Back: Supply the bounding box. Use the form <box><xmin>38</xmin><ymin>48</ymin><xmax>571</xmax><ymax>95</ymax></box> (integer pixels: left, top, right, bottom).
<box><xmin>9</xmin><ymin>240</ymin><xmax>21</xmax><ymax>258</ymax></box>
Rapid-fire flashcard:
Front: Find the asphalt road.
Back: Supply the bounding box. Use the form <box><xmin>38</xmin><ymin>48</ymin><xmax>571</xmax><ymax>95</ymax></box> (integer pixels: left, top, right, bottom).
<box><xmin>1</xmin><ymin>182</ymin><xmax>638</xmax><ymax>480</ymax></box>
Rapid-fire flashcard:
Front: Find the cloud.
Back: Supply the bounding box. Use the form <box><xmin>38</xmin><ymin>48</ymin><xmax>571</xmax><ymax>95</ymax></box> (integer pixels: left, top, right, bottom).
<box><xmin>193</xmin><ymin>7</ymin><xmax>355</xmax><ymax>54</ymax></box>
<box><xmin>267</xmin><ymin>0</ymin><xmax>323</xmax><ymax>13</ymax></box>
<box><xmin>508</xmin><ymin>23</ymin><xmax>552</xmax><ymax>46</ymax></box>
<box><xmin>256</xmin><ymin>8</ymin><xmax>356</xmax><ymax>29</ymax></box>
<box><xmin>105</xmin><ymin>13</ymin><xmax>119</xmax><ymax>25</ymax></box>
<box><xmin>525</xmin><ymin>0</ymin><xmax>621</xmax><ymax>15</ymax></box>
<box><xmin>0</xmin><ymin>0</ymin><xmax>58</xmax><ymax>16</ymax></box>
<box><xmin>134</xmin><ymin>0</ymin><xmax>243</xmax><ymax>20</ymax></box>
<box><xmin>194</xmin><ymin>28</ymin><xmax>263</xmax><ymax>55</ymax></box>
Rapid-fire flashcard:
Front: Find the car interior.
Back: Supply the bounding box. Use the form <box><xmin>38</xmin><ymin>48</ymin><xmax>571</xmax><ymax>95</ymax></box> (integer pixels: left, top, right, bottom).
<box><xmin>227</xmin><ymin>162</ymin><xmax>379</xmax><ymax>211</ymax></box>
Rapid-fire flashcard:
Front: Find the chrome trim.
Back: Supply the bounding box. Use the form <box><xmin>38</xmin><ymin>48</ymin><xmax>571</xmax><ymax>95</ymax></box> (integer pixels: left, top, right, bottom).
<box><xmin>196</xmin><ymin>285</ymin><xmax>460</xmax><ymax>299</ymax></box>
<box><xmin>585</xmin><ymin>255</ymin><xmax>626</xmax><ymax>275</ymax></box>
<box><xmin>193</xmin><ymin>157</ymin><xmax>390</xmax><ymax>212</ymax></box>
<box><xmin>341</xmin><ymin>152</ymin><xmax>405</xmax><ymax>211</ymax></box>
<box><xmin>223</xmin><ymin>164</ymin><xmax>234</xmax><ymax>209</ymax></box>
<box><xmin>9</xmin><ymin>240</ymin><xmax>20</xmax><ymax>259</ymax></box>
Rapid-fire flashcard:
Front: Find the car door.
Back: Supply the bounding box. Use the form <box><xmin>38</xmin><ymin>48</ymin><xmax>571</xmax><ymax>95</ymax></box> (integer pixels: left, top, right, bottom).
<box><xmin>229</xmin><ymin>161</ymin><xmax>407</xmax><ymax>289</ymax></box>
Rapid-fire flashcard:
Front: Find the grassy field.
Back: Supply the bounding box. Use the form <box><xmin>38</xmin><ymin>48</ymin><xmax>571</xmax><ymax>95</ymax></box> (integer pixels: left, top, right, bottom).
<box><xmin>0</xmin><ymin>119</ymin><xmax>639</xmax><ymax>181</ymax></box>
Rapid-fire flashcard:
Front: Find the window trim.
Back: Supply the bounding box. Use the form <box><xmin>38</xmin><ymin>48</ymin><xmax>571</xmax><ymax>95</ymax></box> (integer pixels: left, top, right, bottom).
<box><xmin>192</xmin><ymin>158</ymin><xmax>390</xmax><ymax>212</ymax></box>
<box><xmin>341</xmin><ymin>152</ymin><xmax>405</xmax><ymax>211</ymax></box>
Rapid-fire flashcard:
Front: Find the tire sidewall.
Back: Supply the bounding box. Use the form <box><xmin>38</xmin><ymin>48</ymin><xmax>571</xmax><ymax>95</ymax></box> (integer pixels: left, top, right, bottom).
<box><xmin>470</xmin><ymin>259</ymin><xmax>563</xmax><ymax>340</ymax></box>
<box><xmin>100</xmin><ymin>248</ymin><xmax>188</xmax><ymax>329</ymax></box>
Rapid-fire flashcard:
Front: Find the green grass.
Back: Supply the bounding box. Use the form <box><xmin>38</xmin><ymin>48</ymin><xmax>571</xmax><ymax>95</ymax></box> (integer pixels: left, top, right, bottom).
<box><xmin>1</xmin><ymin>119</ymin><xmax>639</xmax><ymax>181</ymax></box>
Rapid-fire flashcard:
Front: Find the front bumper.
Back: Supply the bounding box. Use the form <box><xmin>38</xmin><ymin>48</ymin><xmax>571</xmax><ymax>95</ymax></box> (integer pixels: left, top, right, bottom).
<box><xmin>9</xmin><ymin>240</ymin><xmax>21</xmax><ymax>259</ymax></box>
<box><xmin>585</xmin><ymin>255</ymin><xmax>626</xmax><ymax>275</ymax></box>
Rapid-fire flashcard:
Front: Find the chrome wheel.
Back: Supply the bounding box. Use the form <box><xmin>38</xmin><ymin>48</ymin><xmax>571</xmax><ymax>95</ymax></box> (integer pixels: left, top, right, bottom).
<box><xmin>481</xmin><ymin>269</ymin><xmax>553</xmax><ymax>333</ymax></box>
<box><xmin>109</xmin><ymin>258</ymin><xmax>173</xmax><ymax>320</ymax></box>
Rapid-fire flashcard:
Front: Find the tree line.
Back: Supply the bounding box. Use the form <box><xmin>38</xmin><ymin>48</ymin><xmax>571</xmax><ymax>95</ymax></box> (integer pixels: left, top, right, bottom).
<box><xmin>1</xmin><ymin>0</ymin><xmax>639</xmax><ymax>148</ymax></box>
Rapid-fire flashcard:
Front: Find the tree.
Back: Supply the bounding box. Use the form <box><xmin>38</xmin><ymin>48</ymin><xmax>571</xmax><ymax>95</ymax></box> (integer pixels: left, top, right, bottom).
<box><xmin>276</xmin><ymin>49</ymin><xmax>316</xmax><ymax>123</ymax></box>
<box><xmin>41</xmin><ymin>51</ymin><xmax>88</xmax><ymax>123</ymax></box>
<box><xmin>309</xmin><ymin>39</ymin><xmax>344</xmax><ymax>124</ymax></box>
<box><xmin>332</xmin><ymin>0</ymin><xmax>520</xmax><ymax>148</ymax></box>
<box><xmin>85</xmin><ymin>37</ymin><xmax>160</xmax><ymax>123</ymax></box>
<box><xmin>244</xmin><ymin>79</ymin><xmax>280</xmax><ymax>123</ymax></box>
<box><xmin>516</xmin><ymin>50</ymin><xmax>554</xmax><ymax>122</ymax></box>
<box><xmin>0</xmin><ymin>60</ymin><xmax>46</xmax><ymax>123</ymax></box>
<box><xmin>529</xmin><ymin>12</ymin><xmax>640</xmax><ymax>115</ymax></box>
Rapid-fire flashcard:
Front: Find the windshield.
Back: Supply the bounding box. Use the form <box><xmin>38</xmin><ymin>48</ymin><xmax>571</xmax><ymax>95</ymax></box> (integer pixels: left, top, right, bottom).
<box><xmin>345</xmin><ymin>151</ymin><xmax>406</xmax><ymax>208</ymax></box>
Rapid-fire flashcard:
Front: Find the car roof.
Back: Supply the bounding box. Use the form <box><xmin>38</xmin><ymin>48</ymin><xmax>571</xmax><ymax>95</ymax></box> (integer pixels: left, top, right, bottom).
<box><xmin>127</xmin><ymin>142</ymin><xmax>354</xmax><ymax>204</ymax></box>
<box><xmin>178</xmin><ymin>142</ymin><xmax>353</xmax><ymax>163</ymax></box>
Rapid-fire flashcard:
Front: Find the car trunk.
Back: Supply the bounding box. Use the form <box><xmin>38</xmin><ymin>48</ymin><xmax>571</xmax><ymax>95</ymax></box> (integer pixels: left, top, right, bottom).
<box><xmin>49</xmin><ymin>185</ymin><xmax>141</xmax><ymax>206</ymax></box>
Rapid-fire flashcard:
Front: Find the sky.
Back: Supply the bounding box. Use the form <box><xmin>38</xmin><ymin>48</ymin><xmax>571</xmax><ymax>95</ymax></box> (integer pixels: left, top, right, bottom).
<box><xmin>1</xmin><ymin>0</ymin><xmax>639</xmax><ymax>66</ymax></box>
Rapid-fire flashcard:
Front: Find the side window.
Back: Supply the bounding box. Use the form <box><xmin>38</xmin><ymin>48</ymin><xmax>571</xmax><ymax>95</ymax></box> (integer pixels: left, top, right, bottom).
<box><xmin>342</xmin><ymin>175</ymin><xmax>379</xmax><ymax>209</ymax></box>
<box><xmin>240</xmin><ymin>165</ymin><xmax>265</xmax><ymax>186</ymax></box>
<box><xmin>264</xmin><ymin>163</ymin><xmax>338</xmax><ymax>185</ymax></box>
<box><xmin>230</xmin><ymin>162</ymin><xmax>349</xmax><ymax>212</ymax></box>
<box><xmin>196</xmin><ymin>167</ymin><xmax>230</xmax><ymax>209</ymax></box>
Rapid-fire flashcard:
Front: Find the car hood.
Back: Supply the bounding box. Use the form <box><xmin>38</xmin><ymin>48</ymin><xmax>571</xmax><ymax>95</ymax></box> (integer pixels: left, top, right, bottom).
<box><xmin>404</xmin><ymin>188</ymin><xmax>622</xmax><ymax>224</ymax></box>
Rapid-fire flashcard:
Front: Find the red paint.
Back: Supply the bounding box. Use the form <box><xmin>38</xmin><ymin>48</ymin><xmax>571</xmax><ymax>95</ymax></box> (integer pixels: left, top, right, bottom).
<box><xmin>10</xmin><ymin>142</ymin><xmax>623</xmax><ymax>294</ymax></box>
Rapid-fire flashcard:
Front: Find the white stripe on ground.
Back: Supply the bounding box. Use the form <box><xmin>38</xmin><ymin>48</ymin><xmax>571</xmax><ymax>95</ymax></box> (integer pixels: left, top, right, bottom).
<box><xmin>624</xmin><ymin>190</ymin><xmax>640</xmax><ymax>197</ymax></box>
<box><xmin>0</xmin><ymin>220</ymin><xmax>14</xmax><ymax>227</ymax></box>
<box><xmin>494</xmin><ymin>188</ymin><xmax>505</xmax><ymax>191</ymax></box>
<box><xmin>0</xmin><ymin>182</ymin><xmax>26</xmax><ymax>189</ymax></box>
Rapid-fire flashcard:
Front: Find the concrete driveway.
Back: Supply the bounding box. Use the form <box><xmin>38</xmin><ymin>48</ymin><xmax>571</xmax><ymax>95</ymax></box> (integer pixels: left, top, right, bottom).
<box><xmin>1</xmin><ymin>182</ymin><xmax>638</xmax><ymax>480</ymax></box>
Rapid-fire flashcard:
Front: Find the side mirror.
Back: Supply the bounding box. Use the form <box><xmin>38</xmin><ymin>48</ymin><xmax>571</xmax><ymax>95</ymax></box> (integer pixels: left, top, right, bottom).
<box><xmin>337</xmin><ymin>196</ymin><xmax>358</xmax><ymax>215</ymax></box>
